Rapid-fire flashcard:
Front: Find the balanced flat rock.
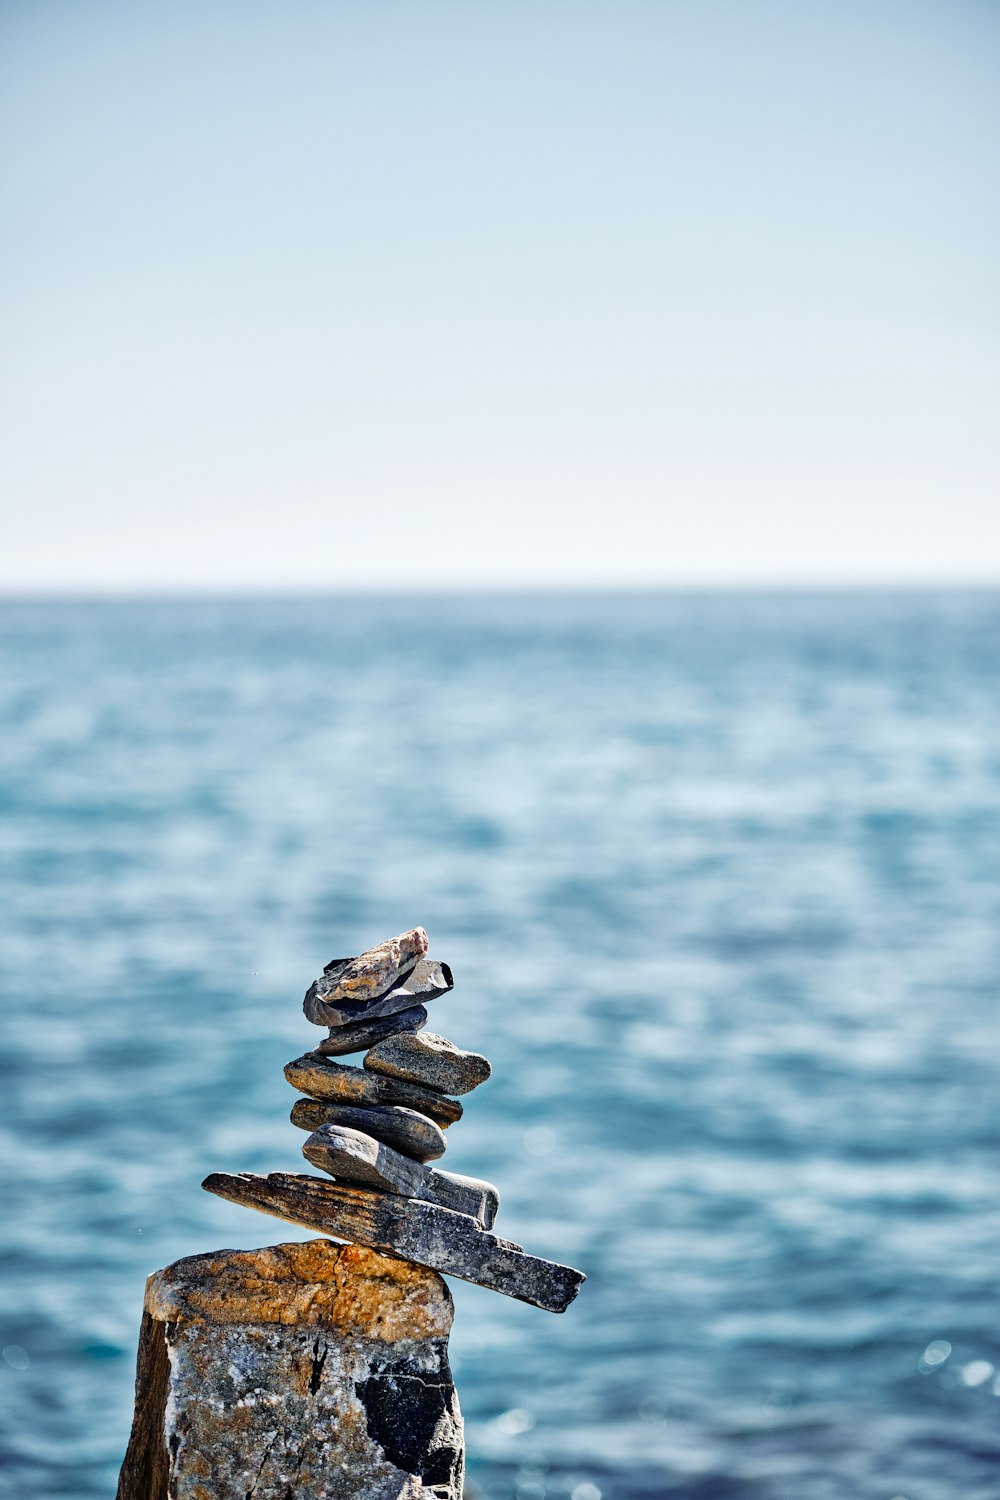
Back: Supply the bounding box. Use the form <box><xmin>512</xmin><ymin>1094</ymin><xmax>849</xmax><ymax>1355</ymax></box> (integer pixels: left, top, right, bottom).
<box><xmin>302</xmin><ymin>1124</ymin><xmax>499</xmax><ymax>1227</ymax></box>
<box><xmin>291</xmin><ymin>1100</ymin><xmax>447</xmax><ymax>1163</ymax></box>
<box><xmin>285</xmin><ymin>1052</ymin><xmax>463</xmax><ymax>1129</ymax></box>
<box><xmin>365</xmin><ymin>1031</ymin><xmax>491</xmax><ymax>1097</ymax></box>
<box><xmin>203</xmin><ymin>1171</ymin><xmax>586</xmax><ymax>1315</ymax></box>
<box><xmin>317</xmin><ymin>1005</ymin><xmax>428</xmax><ymax>1057</ymax></box>
<box><xmin>305</xmin><ymin>960</ymin><xmax>454</xmax><ymax>1029</ymax></box>
<box><xmin>116</xmin><ymin>1238</ymin><xmax>463</xmax><ymax>1500</ymax></box>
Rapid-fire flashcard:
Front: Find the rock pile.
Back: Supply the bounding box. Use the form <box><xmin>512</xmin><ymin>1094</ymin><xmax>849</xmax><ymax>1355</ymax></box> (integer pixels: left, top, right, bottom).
<box><xmin>203</xmin><ymin>928</ymin><xmax>584</xmax><ymax>1314</ymax></box>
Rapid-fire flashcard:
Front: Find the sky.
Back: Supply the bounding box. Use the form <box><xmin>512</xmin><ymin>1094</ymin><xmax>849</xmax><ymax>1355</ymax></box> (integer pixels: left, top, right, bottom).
<box><xmin>1</xmin><ymin>0</ymin><xmax>998</xmax><ymax>592</ymax></box>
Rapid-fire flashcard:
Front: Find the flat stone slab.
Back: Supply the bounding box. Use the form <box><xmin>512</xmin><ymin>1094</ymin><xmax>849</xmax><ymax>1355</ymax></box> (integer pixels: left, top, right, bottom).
<box><xmin>291</xmin><ymin>1100</ymin><xmax>447</xmax><ymax>1162</ymax></box>
<box><xmin>365</xmin><ymin>1031</ymin><xmax>491</xmax><ymax>1097</ymax></box>
<box><xmin>117</xmin><ymin>1238</ymin><xmax>463</xmax><ymax>1500</ymax></box>
<box><xmin>302</xmin><ymin>1124</ymin><xmax>499</xmax><ymax>1228</ymax></box>
<box><xmin>317</xmin><ymin>1006</ymin><xmax>428</xmax><ymax>1057</ymax></box>
<box><xmin>203</xmin><ymin>1171</ymin><xmax>586</xmax><ymax>1315</ymax></box>
<box><xmin>306</xmin><ymin>960</ymin><xmax>454</xmax><ymax>1029</ymax></box>
<box><xmin>285</xmin><ymin>1053</ymin><xmax>463</xmax><ymax>1129</ymax></box>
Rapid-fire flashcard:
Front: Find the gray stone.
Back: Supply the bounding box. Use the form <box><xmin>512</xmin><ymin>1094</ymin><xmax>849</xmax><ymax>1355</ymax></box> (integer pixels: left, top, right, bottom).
<box><xmin>301</xmin><ymin>1124</ymin><xmax>499</xmax><ymax>1228</ymax></box>
<box><xmin>285</xmin><ymin>1053</ymin><xmax>463</xmax><ymax>1129</ymax></box>
<box><xmin>318</xmin><ymin>1006</ymin><xmax>429</xmax><ymax>1057</ymax></box>
<box><xmin>420</xmin><ymin>1169</ymin><xmax>500</xmax><ymax>1233</ymax></box>
<box><xmin>291</xmin><ymin>1100</ymin><xmax>447</xmax><ymax>1163</ymax></box>
<box><xmin>116</xmin><ymin>1238</ymin><xmax>463</xmax><ymax>1500</ymax></box>
<box><xmin>203</xmin><ymin>1171</ymin><xmax>586</xmax><ymax>1314</ymax></box>
<box><xmin>365</xmin><ymin>1032</ymin><xmax>491</xmax><ymax>1097</ymax></box>
<box><xmin>306</xmin><ymin>961</ymin><xmax>453</xmax><ymax>1030</ymax></box>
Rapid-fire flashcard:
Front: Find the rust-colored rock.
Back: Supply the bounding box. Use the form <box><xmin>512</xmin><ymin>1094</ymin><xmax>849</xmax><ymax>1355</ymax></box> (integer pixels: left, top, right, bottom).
<box><xmin>285</xmin><ymin>1052</ymin><xmax>463</xmax><ymax>1128</ymax></box>
<box><xmin>117</xmin><ymin>1238</ymin><xmax>463</xmax><ymax>1500</ymax></box>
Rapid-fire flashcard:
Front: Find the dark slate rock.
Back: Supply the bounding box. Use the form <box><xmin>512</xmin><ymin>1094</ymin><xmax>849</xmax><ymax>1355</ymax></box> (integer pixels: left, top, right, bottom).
<box><xmin>317</xmin><ymin>1005</ymin><xmax>429</xmax><ymax>1057</ymax></box>
<box><xmin>203</xmin><ymin>1171</ymin><xmax>586</xmax><ymax>1314</ymax></box>
<box><xmin>291</xmin><ymin>1100</ymin><xmax>446</xmax><ymax>1162</ymax></box>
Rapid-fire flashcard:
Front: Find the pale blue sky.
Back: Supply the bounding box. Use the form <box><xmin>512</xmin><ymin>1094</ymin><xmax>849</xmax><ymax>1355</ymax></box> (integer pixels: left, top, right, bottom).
<box><xmin>2</xmin><ymin>0</ymin><xmax>998</xmax><ymax>590</ymax></box>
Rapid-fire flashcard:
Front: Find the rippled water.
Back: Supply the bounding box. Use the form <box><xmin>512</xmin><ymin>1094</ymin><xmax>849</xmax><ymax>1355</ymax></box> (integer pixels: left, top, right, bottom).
<box><xmin>1</xmin><ymin>592</ymin><xmax>999</xmax><ymax>1500</ymax></box>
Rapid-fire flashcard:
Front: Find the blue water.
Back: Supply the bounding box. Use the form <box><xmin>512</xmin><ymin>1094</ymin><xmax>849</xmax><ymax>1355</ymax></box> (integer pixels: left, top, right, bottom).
<box><xmin>1</xmin><ymin>592</ymin><xmax>999</xmax><ymax>1500</ymax></box>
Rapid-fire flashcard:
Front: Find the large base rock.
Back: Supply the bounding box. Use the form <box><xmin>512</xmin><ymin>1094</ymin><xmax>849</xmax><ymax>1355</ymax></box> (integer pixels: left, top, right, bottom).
<box><xmin>117</xmin><ymin>1238</ymin><xmax>464</xmax><ymax>1500</ymax></box>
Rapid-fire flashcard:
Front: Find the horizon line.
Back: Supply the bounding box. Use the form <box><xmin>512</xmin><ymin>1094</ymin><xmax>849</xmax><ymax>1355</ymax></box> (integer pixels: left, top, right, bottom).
<box><xmin>3</xmin><ymin>578</ymin><xmax>1000</xmax><ymax>603</ymax></box>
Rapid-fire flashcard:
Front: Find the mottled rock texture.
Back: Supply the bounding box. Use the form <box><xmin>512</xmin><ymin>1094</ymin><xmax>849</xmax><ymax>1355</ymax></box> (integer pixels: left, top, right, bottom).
<box><xmin>317</xmin><ymin>1006</ymin><xmax>429</xmax><ymax>1057</ymax></box>
<box><xmin>117</xmin><ymin>1238</ymin><xmax>463</xmax><ymax>1500</ymax></box>
<box><xmin>305</xmin><ymin>961</ymin><xmax>453</xmax><ymax>1029</ymax></box>
<box><xmin>316</xmin><ymin>929</ymin><xmax>429</xmax><ymax>1005</ymax></box>
<box><xmin>302</xmin><ymin>926</ymin><xmax>456</xmax><ymax>1030</ymax></box>
<box><xmin>285</xmin><ymin>1053</ymin><xmax>463</xmax><ymax>1128</ymax></box>
<box><xmin>365</xmin><ymin>1031</ymin><xmax>491</xmax><ymax>1097</ymax></box>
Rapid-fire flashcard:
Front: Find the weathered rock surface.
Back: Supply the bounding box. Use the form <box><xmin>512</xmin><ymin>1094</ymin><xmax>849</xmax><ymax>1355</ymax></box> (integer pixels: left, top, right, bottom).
<box><xmin>291</xmin><ymin>1100</ymin><xmax>447</xmax><ymax>1162</ymax></box>
<box><xmin>365</xmin><ymin>1031</ymin><xmax>491</xmax><ymax>1097</ymax></box>
<box><xmin>116</xmin><ymin>1238</ymin><xmax>463</xmax><ymax>1500</ymax></box>
<box><xmin>203</xmin><ymin>1172</ymin><xmax>586</xmax><ymax>1314</ymax></box>
<box><xmin>285</xmin><ymin>1053</ymin><xmax>463</xmax><ymax>1128</ymax></box>
<box><xmin>302</xmin><ymin>1124</ymin><xmax>500</xmax><ymax>1227</ymax></box>
<box><xmin>306</xmin><ymin>961</ymin><xmax>453</xmax><ymax>1030</ymax></box>
<box><xmin>318</xmin><ymin>1006</ymin><xmax>429</xmax><ymax>1057</ymax></box>
<box><xmin>315</xmin><ymin>928</ymin><xmax>429</xmax><ymax>1004</ymax></box>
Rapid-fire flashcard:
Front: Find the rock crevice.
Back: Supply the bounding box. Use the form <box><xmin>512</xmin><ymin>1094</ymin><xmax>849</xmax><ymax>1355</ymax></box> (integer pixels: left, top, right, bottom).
<box><xmin>118</xmin><ymin>1239</ymin><xmax>463</xmax><ymax>1500</ymax></box>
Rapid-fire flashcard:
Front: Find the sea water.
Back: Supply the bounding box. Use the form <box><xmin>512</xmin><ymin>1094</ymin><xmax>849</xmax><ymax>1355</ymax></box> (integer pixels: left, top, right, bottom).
<box><xmin>0</xmin><ymin>592</ymin><xmax>998</xmax><ymax>1500</ymax></box>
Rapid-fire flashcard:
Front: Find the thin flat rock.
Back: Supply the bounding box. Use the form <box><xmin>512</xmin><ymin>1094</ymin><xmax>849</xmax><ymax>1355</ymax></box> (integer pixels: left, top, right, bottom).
<box><xmin>305</xmin><ymin>959</ymin><xmax>453</xmax><ymax>1029</ymax></box>
<box><xmin>290</xmin><ymin>1100</ymin><xmax>446</xmax><ymax>1162</ymax></box>
<box><xmin>203</xmin><ymin>1171</ymin><xmax>585</xmax><ymax>1314</ymax></box>
<box><xmin>317</xmin><ymin>1005</ymin><xmax>429</xmax><ymax>1057</ymax></box>
<box><xmin>285</xmin><ymin>1052</ymin><xmax>463</xmax><ymax>1128</ymax></box>
<box><xmin>365</xmin><ymin>1030</ymin><xmax>491</xmax><ymax>1096</ymax></box>
<box><xmin>302</xmin><ymin>1124</ymin><xmax>500</xmax><ymax>1227</ymax></box>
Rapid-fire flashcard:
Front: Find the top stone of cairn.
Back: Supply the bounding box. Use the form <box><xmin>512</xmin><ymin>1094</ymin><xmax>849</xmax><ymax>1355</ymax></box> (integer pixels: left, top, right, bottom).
<box><xmin>303</xmin><ymin>928</ymin><xmax>454</xmax><ymax>1028</ymax></box>
<box><xmin>315</xmin><ymin>927</ymin><xmax>428</xmax><ymax>1005</ymax></box>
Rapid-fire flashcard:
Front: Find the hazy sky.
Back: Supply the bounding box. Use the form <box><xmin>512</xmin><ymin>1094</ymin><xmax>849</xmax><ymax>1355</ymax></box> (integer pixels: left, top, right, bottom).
<box><xmin>2</xmin><ymin>0</ymin><xmax>998</xmax><ymax>591</ymax></box>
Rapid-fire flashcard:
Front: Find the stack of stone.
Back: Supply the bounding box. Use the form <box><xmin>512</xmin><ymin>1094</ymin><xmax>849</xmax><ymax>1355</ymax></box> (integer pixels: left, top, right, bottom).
<box><xmin>288</xmin><ymin>927</ymin><xmax>498</xmax><ymax>1227</ymax></box>
<box><xmin>204</xmin><ymin>928</ymin><xmax>584</xmax><ymax>1314</ymax></box>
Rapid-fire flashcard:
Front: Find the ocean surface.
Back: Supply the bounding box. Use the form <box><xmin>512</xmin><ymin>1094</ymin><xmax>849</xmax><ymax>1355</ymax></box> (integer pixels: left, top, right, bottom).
<box><xmin>1</xmin><ymin>592</ymin><xmax>999</xmax><ymax>1500</ymax></box>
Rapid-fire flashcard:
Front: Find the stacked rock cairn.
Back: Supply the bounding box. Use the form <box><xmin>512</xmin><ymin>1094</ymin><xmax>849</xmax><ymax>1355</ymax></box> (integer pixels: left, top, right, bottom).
<box><xmin>203</xmin><ymin>927</ymin><xmax>585</xmax><ymax>1314</ymax></box>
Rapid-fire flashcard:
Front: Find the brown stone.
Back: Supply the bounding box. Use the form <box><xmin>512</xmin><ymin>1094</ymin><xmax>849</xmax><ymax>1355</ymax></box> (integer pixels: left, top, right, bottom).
<box><xmin>285</xmin><ymin>1053</ymin><xmax>463</xmax><ymax>1129</ymax></box>
<box><xmin>117</xmin><ymin>1238</ymin><xmax>463</xmax><ymax>1500</ymax></box>
<box><xmin>314</xmin><ymin>929</ymin><xmax>429</xmax><ymax>1006</ymax></box>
